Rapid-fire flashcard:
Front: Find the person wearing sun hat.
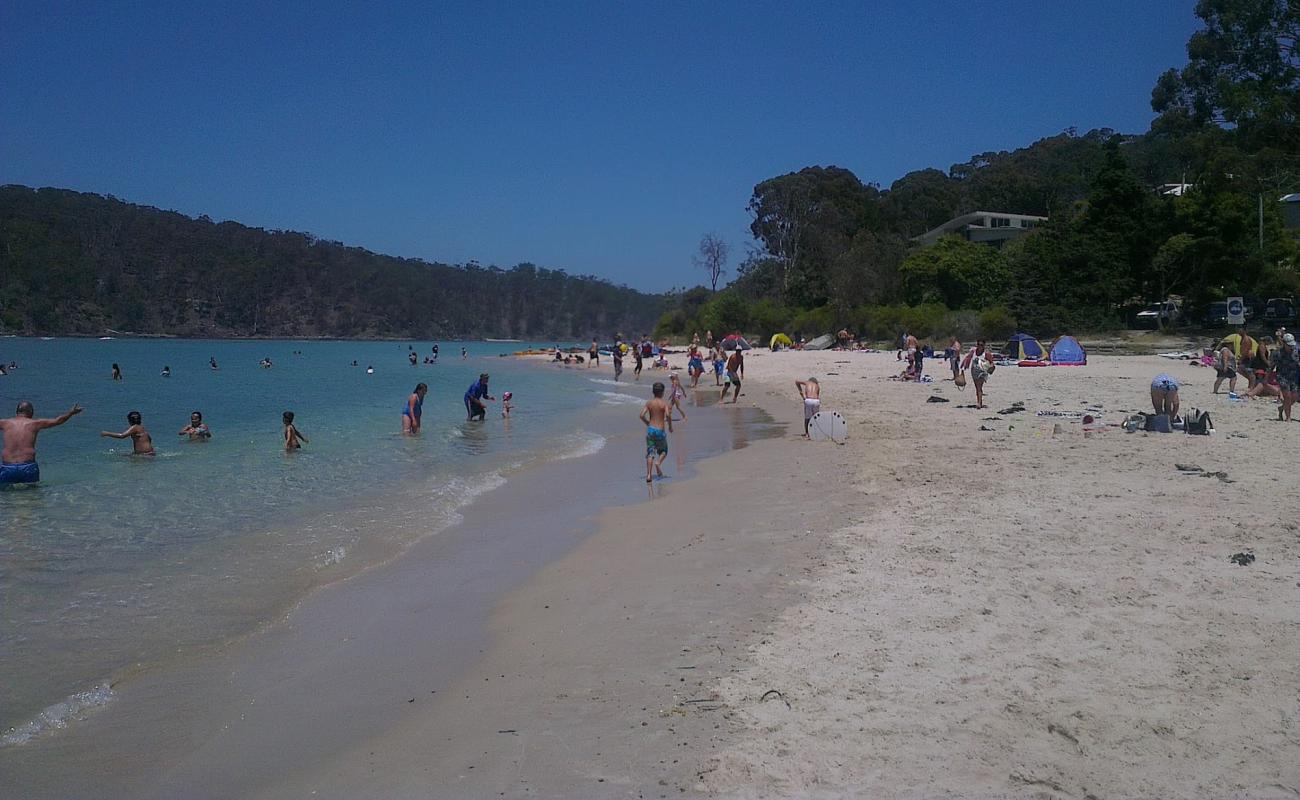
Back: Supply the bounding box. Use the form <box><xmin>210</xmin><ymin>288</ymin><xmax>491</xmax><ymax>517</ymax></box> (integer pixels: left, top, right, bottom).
<box><xmin>1275</xmin><ymin>333</ymin><xmax>1299</xmax><ymax>421</ymax></box>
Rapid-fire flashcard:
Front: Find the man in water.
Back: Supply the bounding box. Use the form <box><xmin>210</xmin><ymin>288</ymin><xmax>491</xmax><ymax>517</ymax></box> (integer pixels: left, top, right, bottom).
<box><xmin>639</xmin><ymin>381</ymin><xmax>673</xmax><ymax>483</ymax></box>
<box><xmin>464</xmin><ymin>373</ymin><xmax>494</xmax><ymax>420</ymax></box>
<box><xmin>101</xmin><ymin>411</ymin><xmax>156</xmax><ymax>455</ymax></box>
<box><xmin>0</xmin><ymin>401</ymin><xmax>83</xmax><ymax>484</ymax></box>
<box><xmin>408</xmin><ymin>351</ymin><xmax>418</xmax><ymax>367</ymax></box>
<box><xmin>179</xmin><ymin>411</ymin><xmax>212</xmax><ymax>440</ymax></box>
<box><xmin>719</xmin><ymin>348</ymin><xmax>745</xmax><ymax>404</ymax></box>
<box><xmin>210</xmin><ymin>357</ymin><xmax>219</xmax><ymax>370</ymax></box>
<box><xmin>795</xmin><ymin>377</ymin><xmax>821</xmax><ymax>437</ymax></box>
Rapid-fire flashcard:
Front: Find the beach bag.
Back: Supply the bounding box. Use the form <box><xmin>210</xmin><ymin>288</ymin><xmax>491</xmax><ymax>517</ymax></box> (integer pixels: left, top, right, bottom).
<box><xmin>1184</xmin><ymin>409</ymin><xmax>1213</xmax><ymax>435</ymax></box>
<box><xmin>954</xmin><ymin>372</ymin><xmax>967</xmax><ymax>389</ymax></box>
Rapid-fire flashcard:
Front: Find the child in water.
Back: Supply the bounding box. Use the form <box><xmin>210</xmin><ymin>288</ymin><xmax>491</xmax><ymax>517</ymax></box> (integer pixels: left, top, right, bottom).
<box><xmin>501</xmin><ymin>391</ymin><xmax>514</xmax><ymax>417</ymax></box>
<box><xmin>101</xmin><ymin>411</ymin><xmax>155</xmax><ymax>455</ymax></box>
<box><xmin>283</xmin><ymin>411</ymin><xmax>309</xmax><ymax>451</ymax></box>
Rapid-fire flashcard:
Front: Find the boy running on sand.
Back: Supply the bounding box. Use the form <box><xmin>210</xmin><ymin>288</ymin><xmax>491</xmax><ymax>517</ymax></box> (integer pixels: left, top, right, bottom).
<box><xmin>640</xmin><ymin>382</ymin><xmax>673</xmax><ymax>482</ymax></box>
<box><xmin>283</xmin><ymin>411</ymin><xmax>308</xmax><ymax>451</ymax></box>
<box><xmin>795</xmin><ymin>377</ymin><xmax>821</xmax><ymax>438</ymax></box>
<box><xmin>101</xmin><ymin>411</ymin><xmax>155</xmax><ymax>455</ymax></box>
<box><xmin>719</xmin><ymin>349</ymin><xmax>745</xmax><ymax>404</ymax></box>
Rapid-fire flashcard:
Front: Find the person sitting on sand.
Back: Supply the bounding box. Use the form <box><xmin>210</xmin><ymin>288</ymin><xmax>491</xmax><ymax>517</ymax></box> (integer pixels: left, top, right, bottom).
<box><xmin>795</xmin><ymin>377</ymin><xmax>821</xmax><ymax>438</ymax></box>
<box><xmin>1213</xmin><ymin>343</ymin><xmax>1238</xmax><ymax>394</ymax></box>
<box><xmin>283</xmin><ymin>411</ymin><xmax>308</xmax><ymax>451</ymax></box>
<box><xmin>640</xmin><ymin>382</ymin><xmax>673</xmax><ymax>483</ymax></box>
<box><xmin>0</xmin><ymin>401</ymin><xmax>83</xmax><ymax>484</ymax></box>
<box><xmin>101</xmin><ymin>411</ymin><xmax>155</xmax><ymax>455</ymax></box>
<box><xmin>1150</xmin><ymin>373</ymin><xmax>1180</xmax><ymax>418</ymax></box>
<box><xmin>667</xmin><ymin>373</ymin><xmax>688</xmax><ymax>421</ymax></box>
<box><xmin>402</xmin><ymin>382</ymin><xmax>428</xmax><ymax>434</ymax></box>
<box><xmin>963</xmin><ymin>341</ymin><xmax>993</xmax><ymax>409</ymax></box>
<box><xmin>720</xmin><ymin>348</ymin><xmax>745</xmax><ymax>404</ymax></box>
<box><xmin>179</xmin><ymin>410</ymin><xmax>212</xmax><ymax>441</ymax></box>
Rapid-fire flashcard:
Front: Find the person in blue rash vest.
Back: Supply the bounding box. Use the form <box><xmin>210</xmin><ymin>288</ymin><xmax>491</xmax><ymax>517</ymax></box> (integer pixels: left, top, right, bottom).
<box><xmin>464</xmin><ymin>373</ymin><xmax>495</xmax><ymax>420</ymax></box>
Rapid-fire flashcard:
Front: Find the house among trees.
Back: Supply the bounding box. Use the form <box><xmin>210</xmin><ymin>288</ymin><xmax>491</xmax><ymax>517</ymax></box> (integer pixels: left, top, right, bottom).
<box><xmin>913</xmin><ymin>211</ymin><xmax>1048</xmax><ymax>248</ymax></box>
<box><xmin>1281</xmin><ymin>194</ymin><xmax>1300</xmax><ymax>232</ymax></box>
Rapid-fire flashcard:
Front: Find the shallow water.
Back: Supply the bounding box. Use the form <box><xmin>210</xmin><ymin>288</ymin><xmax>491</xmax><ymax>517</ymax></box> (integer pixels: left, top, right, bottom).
<box><xmin>0</xmin><ymin>338</ymin><xmax>628</xmax><ymax>740</ymax></box>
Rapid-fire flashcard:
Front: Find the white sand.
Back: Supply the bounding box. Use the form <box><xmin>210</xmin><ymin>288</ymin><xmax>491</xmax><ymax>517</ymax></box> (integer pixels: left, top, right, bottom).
<box><xmin>702</xmin><ymin>350</ymin><xmax>1300</xmax><ymax>798</ymax></box>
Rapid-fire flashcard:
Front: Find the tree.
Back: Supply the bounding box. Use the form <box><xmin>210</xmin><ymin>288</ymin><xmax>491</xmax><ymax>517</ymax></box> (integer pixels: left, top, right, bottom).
<box><xmin>899</xmin><ymin>236</ymin><xmax>1010</xmax><ymax>309</ymax></box>
<box><xmin>1151</xmin><ymin>0</ymin><xmax>1300</xmax><ymax>156</ymax></box>
<box><xmin>694</xmin><ymin>233</ymin><xmax>729</xmax><ymax>292</ymax></box>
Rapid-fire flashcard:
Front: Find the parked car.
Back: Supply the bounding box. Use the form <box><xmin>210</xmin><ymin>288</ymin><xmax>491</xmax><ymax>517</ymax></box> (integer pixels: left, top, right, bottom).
<box><xmin>1205</xmin><ymin>301</ymin><xmax>1230</xmax><ymax>327</ymax></box>
<box><xmin>1243</xmin><ymin>295</ymin><xmax>1264</xmax><ymax>321</ymax></box>
<box><xmin>1134</xmin><ymin>301</ymin><xmax>1183</xmax><ymax>329</ymax></box>
<box><xmin>1263</xmin><ymin>297</ymin><xmax>1297</xmax><ymax>327</ymax></box>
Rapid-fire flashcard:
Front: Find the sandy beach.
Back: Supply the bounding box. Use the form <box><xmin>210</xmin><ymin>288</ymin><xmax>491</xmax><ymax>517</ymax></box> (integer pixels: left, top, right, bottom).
<box><xmin>6</xmin><ymin>348</ymin><xmax>1298</xmax><ymax>799</ymax></box>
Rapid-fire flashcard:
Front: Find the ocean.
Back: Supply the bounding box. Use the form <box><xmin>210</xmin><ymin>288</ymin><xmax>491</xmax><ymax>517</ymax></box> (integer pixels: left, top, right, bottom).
<box><xmin>0</xmin><ymin>337</ymin><xmax>690</xmax><ymax>746</ymax></box>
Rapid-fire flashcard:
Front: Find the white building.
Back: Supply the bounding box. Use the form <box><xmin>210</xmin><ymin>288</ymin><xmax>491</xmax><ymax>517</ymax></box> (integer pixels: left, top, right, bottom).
<box><xmin>913</xmin><ymin>211</ymin><xmax>1048</xmax><ymax>248</ymax></box>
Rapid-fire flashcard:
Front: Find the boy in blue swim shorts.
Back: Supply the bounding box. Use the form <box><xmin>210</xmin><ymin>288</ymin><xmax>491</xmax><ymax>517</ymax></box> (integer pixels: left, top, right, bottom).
<box><xmin>639</xmin><ymin>381</ymin><xmax>673</xmax><ymax>483</ymax></box>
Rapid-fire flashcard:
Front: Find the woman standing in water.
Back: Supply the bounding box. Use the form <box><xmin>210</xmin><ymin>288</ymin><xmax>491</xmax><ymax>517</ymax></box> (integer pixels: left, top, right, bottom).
<box><xmin>402</xmin><ymin>383</ymin><xmax>428</xmax><ymax>434</ymax></box>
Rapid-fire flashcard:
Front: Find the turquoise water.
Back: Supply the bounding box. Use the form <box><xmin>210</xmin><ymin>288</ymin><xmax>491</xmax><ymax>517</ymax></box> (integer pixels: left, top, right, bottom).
<box><xmin>0</xmin><ymin>337</ymin><xmax>630</xmax><ymax>741</ymax></box>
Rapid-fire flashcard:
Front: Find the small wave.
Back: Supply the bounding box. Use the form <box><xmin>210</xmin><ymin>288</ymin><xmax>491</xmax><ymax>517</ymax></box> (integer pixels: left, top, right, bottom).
<box><xmin>555</xmin><ymin>431</ymin><xmax>607</xmax><ymax>461</ymax></box>
<box><xmin>587</xmin><ymin>377</ymin><xmax>628</xmax><ymax>387</ymax></box>
<box><xmin>315</xmin><ymin>545</ymin><xmax>348</xmax><ymax>568</ymax></box>
<box><xmin>598</xmin><ymin>391</ymin><xmax>643</xmax><ymax>406</ymax></box>
<box><xmin>1</xmin><ymin>684</ymin><xmax>115</xmax><ymax>748</ymax></box>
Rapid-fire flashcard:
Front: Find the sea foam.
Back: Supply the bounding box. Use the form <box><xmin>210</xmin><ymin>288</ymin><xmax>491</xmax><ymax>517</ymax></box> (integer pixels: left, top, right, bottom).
<box><xmin>1</xmin><ymin>684</ymin><xmax>115</xmax><ymax>748</ymax></box>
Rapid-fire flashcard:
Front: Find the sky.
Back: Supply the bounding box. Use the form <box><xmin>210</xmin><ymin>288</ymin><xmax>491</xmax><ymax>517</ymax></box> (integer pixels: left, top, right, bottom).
<box><xmin>1</xmin><ymin>1</ymin><xmax>1202</xmax><ymax>291</ymax></box>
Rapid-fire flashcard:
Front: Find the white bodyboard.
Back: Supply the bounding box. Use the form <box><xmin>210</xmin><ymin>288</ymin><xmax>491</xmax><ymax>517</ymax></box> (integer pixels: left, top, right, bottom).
<box><xmin>808</xmin><ymin>410</ymin><xmax>846</xmax><ymax>442</ymax></box>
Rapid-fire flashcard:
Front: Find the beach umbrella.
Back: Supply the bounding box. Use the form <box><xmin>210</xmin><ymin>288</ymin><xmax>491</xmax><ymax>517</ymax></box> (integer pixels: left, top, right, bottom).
<box><xmin>770</xmin><ymin>333</ymin><xmax>793</xmax><ymax>349</ymax></box>
<box><xmin>721</xmin><ymin>334</ymin><xmax>751</xmax><ymax>351</ymax></box>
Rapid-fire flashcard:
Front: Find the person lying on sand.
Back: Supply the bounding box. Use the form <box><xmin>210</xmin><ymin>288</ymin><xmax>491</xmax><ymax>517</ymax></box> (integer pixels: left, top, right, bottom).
<box><xmin>795</xmin><ymin>377</ymin><xmax>821</xmax><ymax>438</ymax></box>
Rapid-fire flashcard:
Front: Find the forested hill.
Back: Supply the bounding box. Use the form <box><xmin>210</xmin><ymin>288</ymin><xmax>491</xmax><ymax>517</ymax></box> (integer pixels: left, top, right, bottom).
<box><xmin>0</xmin><ymin>186</ymin><xmax>666</xmax><ymax>339</ymax></box>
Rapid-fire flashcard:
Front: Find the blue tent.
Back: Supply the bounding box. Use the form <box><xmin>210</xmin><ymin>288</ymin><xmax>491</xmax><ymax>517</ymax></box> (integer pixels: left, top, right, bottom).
<box><xmin>1005</xmin><ymin>333</ymin><xmax>1046</xmax><ymax>361</ymax></box>
<box><xmin>1049</xmin><ymin>335</ymin><xmax>1087</xmax><ymax>365</ymax></box>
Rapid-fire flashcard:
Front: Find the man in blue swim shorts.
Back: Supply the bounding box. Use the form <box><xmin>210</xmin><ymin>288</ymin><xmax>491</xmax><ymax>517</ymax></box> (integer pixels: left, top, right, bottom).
<box><xmin>639</xmin><ymin>381</ymin><xmax>673</xmax><ymax>483</ymax></box>
<box><xmin>0</xmin><ymin>400</ymin><xmax>83</xmax><ymax>485</ymax></box>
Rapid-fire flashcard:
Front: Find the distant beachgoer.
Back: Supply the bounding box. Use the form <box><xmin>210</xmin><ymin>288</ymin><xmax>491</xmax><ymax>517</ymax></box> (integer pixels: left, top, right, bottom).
<box><xmin>1213</xmin><ymin>344</ymin><xmax>1237</xmax><ymax>394</ymax></box>
<box><xmin>101</xmin><ymin>411</ymin><xmax>155</xmax><ymax>455</ymax></box>
<box><xmin>613</xmin><ymin>345</ymin><xmax>624</xmax><ymax>381</ymax></box>
<box><xmin>632</xmin><ymin>343</ymin><xmax>644</xmax><ymax>380</ymax></box>
<box><xmin>409</xmin><ymin>351</ymin><xmax>418</xmax><ymax>367</ymax></box>
<box><xmin>0</xmin><ymin>401</ymin><xmax>83</xmax><ymax>484</ymax></box>
<box><xmin>179</xmin><ymin>410</ymin><xmax>212</xmax><ymax>441</ymax></box>
<box><xmin>705</xmin><ymin>330</ymin><xmax>713</xmax><ymax>347</ymax></box>
<box><xmin>464</xmin><ymin>373</ymin><xmax>494</xmax><ymax>420</ymax></box>
<box><xmin>963</xmin><ymin>341</ymin><xmax>993</xmax><ymax>409</ymax></box>
<box><xmin>948</xmin><ymin>337</ymin><xmax>962</xmax><ymax>380</ymax></box>
<box><xmin>1276</xmin><ymin>333</ymin><xmax>1299</xmax><ymax>421</ymax></box>
<box><xmin>461</xmin><ymin>346</ymin><xmax>467</xmax><ymax>359</ymax></box>
<box><xmin>712</xmin><ymin>346</ymin><xmax>726</xmax><ymax>386</ymax></box>
<box><xmin>501</xmin><ymin>391</ymin><xmax>514</xmax><ymax>417</ymax></box>
<box><xmin>588</xmin><ymin>339</ymin><xmax>600</xmax><ymax>368</ymax></box>
<box><xmin>0</xmin><ymin>363</ymin><xmax>7</xmax><ymax>376</ymax></box>
<box><xmin>837</xmin><ymin>329</ymin><xmax>850</xmax><ymax>349</ymax></box>
<box><xmin>402</xmin><ymin>383</ymin><xmax>428</xmax><ymax>434</ymax></box>
<box><xmin>210</xmin><ymin>357</ymin><xmax>219</xmax><ymax>370</ymax></box>
<box><xmin>720</xmin><ymin>349</ymin><xmax>745</xmax><ymax>404</ymax></box>
<box><xmin>111</xmin><ymin>363</ymin><xmax>122</xmax><ymax>381</ymax></box>
<box><xmin>161</xmin><ymin>366</ymin><xmax>171</xmax><ymax>377</ymax></box>
<box><xmin>640</xmin><ymin>381</ymin><xmax>673</xmax><ymax>483</ymax></box>
<box><xmin>432</xmin><ymin>344</ymin><xmax>439</xmax><ymax>361</ymax></box>
<box><xmin>366</xmin><ymin>365</ymin><xmax>375</xmax><ymax>374</ymax></box>
<box><xmin>283</xmin><ymin>411</ymin><xmax>308</xmax><ymax>451</ymax></box>
<box><xmin>795</xmin><ymin>377</ymin><xmax>821</xmax><ymax>438</ymax></box>
<box><xmin>1150</xmin><ymin>373</ymin><xmax>1181</xmax><ymax>418</ymax></box>
<box><xmin>668</xmin><ymin>373</ymin><xmax>688</xmax><ymax>421</ymax></box>
<box><xmin>687</xmin><ymin>346</ymin><xmax>704</xmax><ymax>388</ymax></box>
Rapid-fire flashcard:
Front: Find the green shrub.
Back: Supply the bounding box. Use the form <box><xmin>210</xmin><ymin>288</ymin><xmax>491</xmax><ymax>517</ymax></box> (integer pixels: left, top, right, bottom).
<box><xmin>977</xmin><ymin>306</ymin><xmax>1017</xmax><ymax>340</ymax></box>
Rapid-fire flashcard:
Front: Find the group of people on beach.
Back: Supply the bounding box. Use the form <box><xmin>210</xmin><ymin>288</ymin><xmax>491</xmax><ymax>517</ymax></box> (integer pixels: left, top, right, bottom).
<box><xmin>1209</xmin><ymin>328</ymin><xmax>1299</xmax><ymax>420</ymax></box>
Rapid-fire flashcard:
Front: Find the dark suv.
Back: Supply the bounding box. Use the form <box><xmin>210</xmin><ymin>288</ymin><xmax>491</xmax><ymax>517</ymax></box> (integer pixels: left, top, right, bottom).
<box><xmin>1264</xmin><ymin>298</ymin><xmax>1297</xmax><ymax>327</ymax></box>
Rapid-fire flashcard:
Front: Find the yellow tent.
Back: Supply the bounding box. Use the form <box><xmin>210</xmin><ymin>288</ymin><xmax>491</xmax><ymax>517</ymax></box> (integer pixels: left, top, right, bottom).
<box><xmin>770</xmin><ymin>333</ymin><xmax>793</xmax><ymax>349</ymax></box>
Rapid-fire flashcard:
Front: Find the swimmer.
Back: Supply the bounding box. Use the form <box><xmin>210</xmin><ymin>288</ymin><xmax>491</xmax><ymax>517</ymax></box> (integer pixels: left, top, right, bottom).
<box><xmin>402</xmin><ymin>382</ymin><xmax>428</xmax><ymax>434</ymax></box>
<box><xmin>178</xmin><ymin>410</ymin><xmax>212</xmax><ymax>440</ymax></box>
<box><xmin>209</xmin><ymin>357</ymin><xmax>219</xmax><ymax>370</ymax></box>
<box><xmin>639</xmin><ymin>381</ymin><xmax>673</xmax><ymax>483</ymax></box>
<box><xmin>111</xmin><ymin>363</ymin><xmax>122</xmax><ymax>381</ymax></box>
<box><xmin>408</xmin><ymin>351</ymin><xmax>418</xmax><ymax>367</ymax></box>
<box><xmin>161</xmin><ymin>365</ymin><xmax>171</xmax><ymax>377</ymax></box>
<box><xmin>795</xmin><ymin>377</ymin><xmax>821</xmax><ymax>437</ymax></box>
<box><xmin>366</xmin><ymin>365</ymin><xmax>375</xmax><ymax>374</ymax></box>
<box><xmin>283</xmin><ymin>411</ymin><xmax>308</xmax><ymax>451</ymax></box>
<box><xmin>0</xmin><ymin>401</ymin><xmax>83</xmax><ymax>485</ymax></box>
<box><xmin>101</xmin><ymin>410</ymin><xmax>155</xmax><ymax>455</ymax></box>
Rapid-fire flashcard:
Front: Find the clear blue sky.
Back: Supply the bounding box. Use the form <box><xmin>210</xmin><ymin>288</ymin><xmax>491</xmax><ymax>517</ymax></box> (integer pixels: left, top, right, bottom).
<box><xmin>1</xmin><ymin>1</ymin><xmax>1200</xmax><ymax>291</ymax></box>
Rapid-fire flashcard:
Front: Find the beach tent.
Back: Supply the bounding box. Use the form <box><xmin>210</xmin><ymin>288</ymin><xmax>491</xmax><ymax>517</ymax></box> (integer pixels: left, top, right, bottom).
<box><xmin>1049</xmin><ymin>335</ymin><xmax>1087</xmax><ymax>366</ymax></box>
<box><xmin>770</xmin><ymin>333</ymin><xmax>793</xmax><ymax>349</ymax></box>
<box><xmin>721</xmin><ymin>333</ymin><xmax>751</xmax><ymax>351</ymax></box>
<box><xmin>1004</xmin><ymin>333</ymin><xmax>1046</xmax><ymax>361</ymax></box>
<box><xmin>805</xmin><ymin>334</ymin><xmax>834</xmax><ymax>350</ymax></box>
